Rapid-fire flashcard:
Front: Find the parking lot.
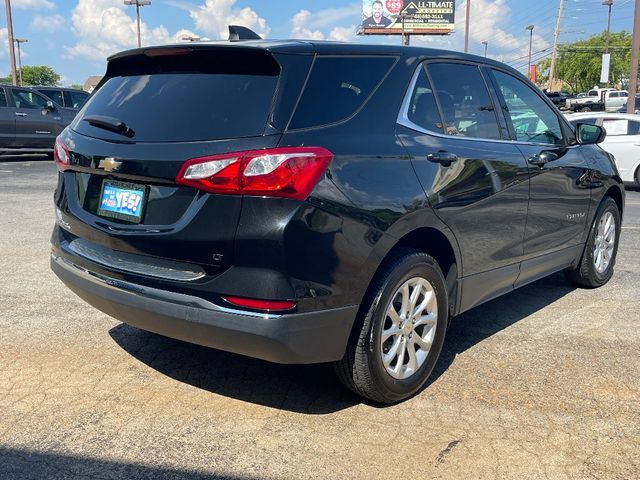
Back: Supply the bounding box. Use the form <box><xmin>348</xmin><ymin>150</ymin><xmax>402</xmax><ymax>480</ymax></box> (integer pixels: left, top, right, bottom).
<box><xmin>1</xmin><ymin>157</ymin><xmax>639</xmax><ymax>479</ymax></box>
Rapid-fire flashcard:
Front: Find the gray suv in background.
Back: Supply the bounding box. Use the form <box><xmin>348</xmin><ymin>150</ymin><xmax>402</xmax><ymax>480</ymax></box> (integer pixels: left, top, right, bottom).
<box><xmin>0</xmin><ymin>84</ymin><xmax>76</xmax><ymax>156</ymax></box>
<box><xmin>35</xmin><ymin>87</ymin><xmax>89</xmax><ymax>112</ymax></box>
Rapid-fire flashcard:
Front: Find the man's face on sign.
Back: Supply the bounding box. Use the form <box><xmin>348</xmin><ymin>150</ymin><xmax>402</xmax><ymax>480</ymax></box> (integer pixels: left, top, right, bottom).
<box><xmin>373</xmin><ymin>3</ymin><xmax>383</xmax><ymax>20</ymax></box>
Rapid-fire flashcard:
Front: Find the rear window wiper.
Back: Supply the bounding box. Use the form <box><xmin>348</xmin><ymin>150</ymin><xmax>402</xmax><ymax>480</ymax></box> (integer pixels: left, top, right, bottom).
<box><xmin>82</xmin><ymin>115</ymin><xmax>135</xmax><ymax>138</ymax></box>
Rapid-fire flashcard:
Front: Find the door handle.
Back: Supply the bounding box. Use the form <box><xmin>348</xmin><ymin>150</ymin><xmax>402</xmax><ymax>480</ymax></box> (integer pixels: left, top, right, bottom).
<box><xmin>14</xmin><ymin>112</ymin><xmax>27</xmax><ymax>117</ymax></box>
<box><xmin>427</xmin><ymin>151</ymin><xmax>458</xmax><ymax>166</ymax></box>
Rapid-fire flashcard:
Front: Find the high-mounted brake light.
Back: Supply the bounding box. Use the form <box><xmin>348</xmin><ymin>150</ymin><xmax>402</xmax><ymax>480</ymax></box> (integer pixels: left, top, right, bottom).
<box><xmin>175</xmin><ymin>147</ymin><xmax>333</xmax><ymax>200</ymax></box>
<box><xmin>54</xmin><ymin>137</ymin><xmax>70</xmax><ymax>171</ymax></box>
<box><xmin>223</xmin><ymin>296</ymin><xmax>297</xmax><ymax>312</ymax></box>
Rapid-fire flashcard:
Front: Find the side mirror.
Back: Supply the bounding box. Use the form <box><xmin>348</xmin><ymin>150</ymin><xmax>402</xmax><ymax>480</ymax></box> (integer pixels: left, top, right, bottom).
<box><xmin>576</xmin><ymin>123</ymin><xmax>606</xmax><ymax>145</ymax></box>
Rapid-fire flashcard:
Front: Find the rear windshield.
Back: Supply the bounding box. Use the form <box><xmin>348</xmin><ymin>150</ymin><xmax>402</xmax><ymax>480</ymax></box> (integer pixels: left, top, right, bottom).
<box><xmin>74</xmin><ymin>73</ymin><xmax>278</xmax><ymax>142</ymax></box>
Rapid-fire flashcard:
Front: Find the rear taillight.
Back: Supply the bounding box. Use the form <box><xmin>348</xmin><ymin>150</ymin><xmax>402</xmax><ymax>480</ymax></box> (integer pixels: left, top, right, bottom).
<box><xmin>54</xmin><ymin>137</ymin><xmax>70</xmax><ymax>171</ymax></box>
<box><xmin>176</xmin><ymin>147</ymin><xmax>333</xmax><ymax>200</ymax></box>
<box><xmin>223</xmin><ymin>296</ymin><xmax>297</xmax><ymax>312</ymax></box>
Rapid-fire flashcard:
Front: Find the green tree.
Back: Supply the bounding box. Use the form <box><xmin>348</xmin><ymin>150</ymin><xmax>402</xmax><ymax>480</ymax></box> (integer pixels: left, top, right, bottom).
<box><xmin>536</xmin><ymin>31</ymin><xmax>633</xmax><ymax>94</ymax></box>
<box><xmin>19</xmin><ymin>66</ymin><xmax>61</xmax><ymax>86</ymax></box>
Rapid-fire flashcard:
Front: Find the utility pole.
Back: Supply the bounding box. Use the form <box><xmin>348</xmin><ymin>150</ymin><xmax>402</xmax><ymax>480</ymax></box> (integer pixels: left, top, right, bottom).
<box><xmin>4</xmin><ymin>0</ymin><xmax>17</xmax><ymax>85</ymax></box>
<box><xmin>627</xmin><ymin>0</ymin><xmax>640</xmax><ymax>113</ymax></box>
<box><xmin>549</xmin><ymin>0</ymin><xmax>565</xmax><ymax>92</ymax></box>
<box><xmin>482</xmin><ymin>40</ymin><xmax>488</xmax><ymax>57</ymax></box>
<box><xmin>527</xmin><ymin>25</ymin><xmax>534</xmax><ymax>80</ymax></box>
<box><xmin>14</xmin><ymin>38</ymin><xmax>26</xmax><ymax>86</ymax></box>
<box><xmin>603</xmin><ymin>0</ymin><xmax>614</xmax><ymax>54</ymax></box>
<box><xmin>464</xmin><ymin>0</ymin><xmax>471</xmax><ymax>53</ymax></box>
<box><xmin>124</xmin><ymin>0</ymin><xmax>151</xmax><ymax>48</ymax></box>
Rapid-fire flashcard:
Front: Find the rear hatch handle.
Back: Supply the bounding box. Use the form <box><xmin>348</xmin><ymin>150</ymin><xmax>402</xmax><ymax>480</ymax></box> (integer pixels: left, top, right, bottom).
<box><xmin>82</xmin><ymin>114</ymin><xmax>135</xmax><ymax>138</ymax></box>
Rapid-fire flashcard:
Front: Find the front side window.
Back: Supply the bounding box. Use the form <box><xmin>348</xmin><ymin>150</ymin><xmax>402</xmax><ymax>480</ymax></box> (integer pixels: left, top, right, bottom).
<box><xmin>492</xmin><ymin>70</ymin><xmax>564</xmax><ymax>145</ymax></box>
<box><xmin>12</xmin><ymin>90</ymin><xmax>50</xmax><ymax>109</ymax></box>
<box><xmin>427</xmin><ymin>63</ymin><xmax>501</xmax><ymax>140</ymax></box>
<box><xmin>601</xmin><ymin>118</ymin><xmax>640</xmax><ymax>136</ymax></box>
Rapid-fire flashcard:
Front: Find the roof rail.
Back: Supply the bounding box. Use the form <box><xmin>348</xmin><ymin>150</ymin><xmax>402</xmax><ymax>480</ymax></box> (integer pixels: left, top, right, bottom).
<box><xmin>228</xmin><ymin>25</ymin><xmax>261</xmax><ymax>42</ymax></box>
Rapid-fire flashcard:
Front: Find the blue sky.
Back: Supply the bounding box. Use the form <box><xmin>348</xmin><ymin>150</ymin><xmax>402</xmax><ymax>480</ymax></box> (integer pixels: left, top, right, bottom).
<box><xmin>1</xmin><ymin>0</ymin><xmax>637</xmax><ymax>86</ymax></box>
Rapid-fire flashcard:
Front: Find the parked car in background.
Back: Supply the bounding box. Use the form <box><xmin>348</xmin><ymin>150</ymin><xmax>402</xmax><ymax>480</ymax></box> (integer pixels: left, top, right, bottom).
<box><xmin>0</xmin><ymin>84</ymin><xmax>76</xmax><ymax>156</ymax></box>
<box><xmin>616</xmin><ymin>94</ymin><xmax>640</xmax><ymax>114</ymax></box>
<box><xmin>35</xmin><ymin>87</ymin><xmax>89</xmax><ymax>112</ymax></box>
<box><xmin>565</xmin><ymin>88</ymin><xmax>628</xmax><ymax>112</ymax></box>
<box><xmin>51</xmin><ymin>38</ymin><xmax>624</xmax><ymax>403</ymax></box>
<box><xmin>544</xmin><ymin>91</ymin><xmax>572</xmax><ymax>109</ymax></box>
<box><xmin>567</xmin><ymin>112</ymin><xmax>640</xmax><ymax>186</ymax></box>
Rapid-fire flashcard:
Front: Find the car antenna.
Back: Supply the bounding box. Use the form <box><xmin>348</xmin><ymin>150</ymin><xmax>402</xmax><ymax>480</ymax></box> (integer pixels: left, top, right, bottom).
<box><xmin>228</xmin><ymin>25</ymin><xmax>261</xmax><ymax>42</ymax></box>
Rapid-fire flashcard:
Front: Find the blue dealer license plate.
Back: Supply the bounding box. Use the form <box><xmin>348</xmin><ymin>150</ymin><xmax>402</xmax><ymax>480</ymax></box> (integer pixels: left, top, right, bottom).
<box><xmin>97</xmin><ymin>180</ymin><xmax>146</xmax><ymax>223</ymax></box>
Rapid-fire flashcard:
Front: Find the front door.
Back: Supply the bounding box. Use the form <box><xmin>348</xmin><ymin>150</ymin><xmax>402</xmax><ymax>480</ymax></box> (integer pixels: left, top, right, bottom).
<box><xmin>10</xmin><ymin>88</ymin><xmax>63</xmax><ymax>148</ymax></box>
<box><xmin>397</xmin><ymin>62</ymin><xmax>530</xmax><ymax>311</ymax></box>
<box><xmin>0</xmin><ymin>87</ymin><xmax>16</xmax><ymax>148</ymax></box>
<box><xmin>488</xmin><ymin>68</ymin><xmax>592</xmax><ymax>284</ymax></box>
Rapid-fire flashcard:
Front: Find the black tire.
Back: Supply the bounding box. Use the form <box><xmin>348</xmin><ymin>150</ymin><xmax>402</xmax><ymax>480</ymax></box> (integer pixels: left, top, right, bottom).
<box><xmin>334</xmin><ymin>249</ymin><xmax>448</xmax><ymax>404</ymax></box>
<box><xmin>635</xmin><ymin>165</ymin><xmax>640</xmax><ymax>187</ymax></box>
<box><xmin>565</xmin><ymin>197</ymin><xmax>621</xmax><ymax>288</ymax></box>
<box><xmin>580</xmin><ymin>106</ymin><xmax>592</xmax><ymax>112</ymax></box>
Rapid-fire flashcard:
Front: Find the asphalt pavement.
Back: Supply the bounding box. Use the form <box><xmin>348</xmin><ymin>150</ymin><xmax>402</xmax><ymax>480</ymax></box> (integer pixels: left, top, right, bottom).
<box><xmin>1</xmin><ymin>157</ymin><xmax>639</xmax><ymax>479</ymax></box>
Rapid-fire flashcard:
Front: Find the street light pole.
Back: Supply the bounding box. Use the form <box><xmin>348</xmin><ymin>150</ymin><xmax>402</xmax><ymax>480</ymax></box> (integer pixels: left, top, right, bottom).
<box><xmin>4</xmin><ymin>0</ymin><xmax>17</xmax><ymax>85</ymax></box>
<box><xmin>464</xmin><ymin>0</ymin><xmax>471</xmax><ymax>53</ymax></box>
<box><xmin>482</xmin><ymin>41</ymin><xmax>488</xmax><ymax>57</ymax></box>
<box><xmin>627</xmin><ymin>0</ymin><xmax>640</xmax><ymax>113</ymax></box>
<box><xmin>124</xmin><ymin>0</ymin><xmax>151</xmax><ymax>48</ymax></box>
<box><xmin>527</xmin><ymin>25</ymin><xmax>534</xmax><ymax>80</ymax></box>
<box><xmin>14</xmin><ymin>38</ymin><xmax>27</xmax><ymax>86</ymax></box>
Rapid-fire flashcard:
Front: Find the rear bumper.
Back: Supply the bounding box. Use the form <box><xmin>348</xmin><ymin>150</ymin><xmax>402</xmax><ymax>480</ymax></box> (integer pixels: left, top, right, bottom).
<box><xmin>51</xmin><ymin>253</ymin><xmax>358</xmax><ymax>364</ymax></box>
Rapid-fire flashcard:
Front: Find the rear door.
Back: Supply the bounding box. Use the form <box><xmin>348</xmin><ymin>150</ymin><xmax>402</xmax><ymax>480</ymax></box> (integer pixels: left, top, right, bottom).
<box><xmin>11</xmin><ymin>88</ymin><xmax>63</xmax><ymax>148</ymax></box>
<box><xmin>488</xmin><ymin>67</ymin><xmax>592</xmax><ymax>283</ymax></box>
<box><xmin>0</xmin><ymin>87</ymin><xmax>16</xmax><ymax>148</ymax></box>
<box><xmin>397</xmin><ymin>61</ymin><xmax>530</xmax><ymax>310</ymax></box>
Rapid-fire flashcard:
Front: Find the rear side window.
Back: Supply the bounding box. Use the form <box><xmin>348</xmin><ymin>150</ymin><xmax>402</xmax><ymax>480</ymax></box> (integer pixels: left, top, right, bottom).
<box><xmin>427</xmin><ymin>63</ymin><xmax>501</xmax><ymax>140</ymax></box>
<box><xmin>289</xmin><ymin>56</ymin><xmax>396</xmax><ymax>130</ymax></box>
<box><xmin>63</xmin><ymin>90</ymin><xmax>89</xmax><ymax>109</ymax></box>
<box><xmin>40</xmin><ymin>89</ymin><xmax>63</xmax><ymax>106</ymax></box>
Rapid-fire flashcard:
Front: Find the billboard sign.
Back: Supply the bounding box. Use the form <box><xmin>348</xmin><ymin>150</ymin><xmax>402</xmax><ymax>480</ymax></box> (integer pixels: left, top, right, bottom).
<box><xmin>360</xmin><ymin>1</ymin><xmax>455</xmax><ymax>35</ymax></box>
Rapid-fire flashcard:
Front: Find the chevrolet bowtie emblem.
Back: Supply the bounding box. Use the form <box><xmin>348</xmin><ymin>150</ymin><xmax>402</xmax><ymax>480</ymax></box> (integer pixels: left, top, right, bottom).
<box><xmin>98</xmin><ymin>158</ymin><xmax>122</xmax><ymax>172</ymax></box>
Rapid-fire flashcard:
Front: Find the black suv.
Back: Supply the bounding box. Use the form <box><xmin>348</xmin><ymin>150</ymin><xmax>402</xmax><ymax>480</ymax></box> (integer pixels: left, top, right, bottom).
<box><xmin>50</xmin><ymin>39</ymin><xmax>624</xmax><ymax>403</ymax></box>
<box><xmin>0</xmin><ymin>84</ymin><xmax>76</xmax><ymax>156</ymax></box>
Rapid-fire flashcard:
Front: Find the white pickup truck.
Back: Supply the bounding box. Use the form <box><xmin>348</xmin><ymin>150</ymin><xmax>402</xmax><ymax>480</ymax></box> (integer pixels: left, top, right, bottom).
<box><xmin>566</xmin><ymin>88</ymin><xmax>628</xmax><ymax>112</ymax></box>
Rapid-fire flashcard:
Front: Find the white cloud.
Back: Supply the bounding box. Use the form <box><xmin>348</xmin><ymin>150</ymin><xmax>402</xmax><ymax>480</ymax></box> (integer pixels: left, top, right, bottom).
<box><xmin>30</xmin><ymin>14</ymin><xmax>65</xmax><ymax>33</ymax></box>
<box><xmin>187</xmin><ymin>0</ymin><xmax>269</xmax><ymax>39</ymax></box>
<box><xmin>66</xmin><ymin>0</ymin><xmax>178</xmax><ymax>62</ymax></box>
<box><xmin>290</xmin><ymin>5</ymin><xmax>360</xmax><ymax>41</ymax></box>
<box><xmin>292</xmin><ymin>10</ymin><xmax>324</xmax><ymax>40</ymax></box>
<box><xmin>12</xmin><ymin>0</ymin><xmax>54</xmax><ymax>9</ymax></box>
<box><xmin>328</xmin><ymin>26</ymin><xmax>357</xmax><ymax>42</ymax></box>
